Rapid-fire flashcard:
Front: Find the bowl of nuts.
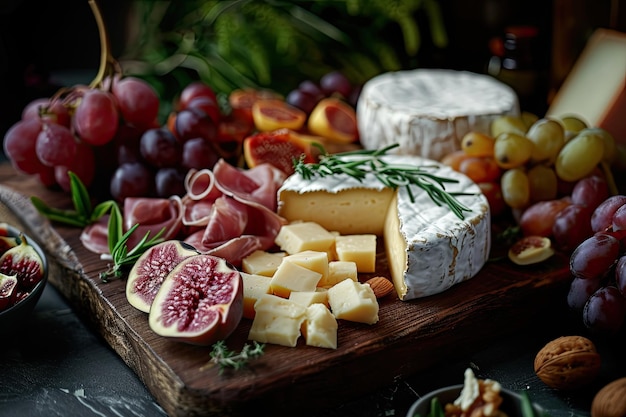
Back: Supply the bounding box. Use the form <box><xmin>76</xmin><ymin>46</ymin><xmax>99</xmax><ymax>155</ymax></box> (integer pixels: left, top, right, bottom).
<box><xmin>0</xmin><ymin>222</ymin><xmax>48</xmax><ymax>337</ymax></box>
<box><xmin>406</xmin><ymin>369</ymin><xmax>545</xmax><ymax>417</ymax></box>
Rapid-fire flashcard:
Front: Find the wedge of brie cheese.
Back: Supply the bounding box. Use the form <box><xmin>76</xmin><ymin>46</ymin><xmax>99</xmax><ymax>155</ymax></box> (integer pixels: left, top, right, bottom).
<box><xmin>277</xmin><ymin>155</ymin><xmax>491</xmax><ymax>300</ymax></box>
<box><xmin>357</xmin><ymin>69</ymin><xmax>520</xmax><ymax>161</ymax></box>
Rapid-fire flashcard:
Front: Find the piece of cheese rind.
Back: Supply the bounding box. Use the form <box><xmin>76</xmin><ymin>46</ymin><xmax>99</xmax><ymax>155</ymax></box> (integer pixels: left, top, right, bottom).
<box><xmin>327</xmin><ymin>279</ymin><xmax>379</xmax><ymax>325</ymax></box>
<box><xmin>357</xmin><ymin>69</ymin><xmax>520</xmax><ymax>161</ymax></box>
<box><xmin>277</xmin><ymin>155</ymin><xmax>491</xmax><ymax>301</ymax></box>
<box><xmin>302</xmin><ymin>303</ymin><xmax>338</xmax><ymax>349</ymax></box>
<box><xmin>248</xmin><ymin>294</ymin><xmax>307</xmax><ymax>347</ymax></box>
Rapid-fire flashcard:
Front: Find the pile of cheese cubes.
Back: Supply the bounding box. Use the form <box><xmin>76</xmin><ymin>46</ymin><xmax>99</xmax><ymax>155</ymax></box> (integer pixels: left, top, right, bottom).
<box><xmin>242</xmin><ymin>221</ymin><xmax>381</xmax><ymax>349</ymax></box>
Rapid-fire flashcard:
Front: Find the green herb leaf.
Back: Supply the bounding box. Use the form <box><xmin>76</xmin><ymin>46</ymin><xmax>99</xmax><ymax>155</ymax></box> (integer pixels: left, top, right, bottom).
<box><xmin>203</xmin><ymin>341</ymin><xmax>265</xmax><ymax>375</ymax></box>
<box><xmin>294</xmin><ymin>144</ymin><xmax>471</xmax><ymax>219</ymax></box>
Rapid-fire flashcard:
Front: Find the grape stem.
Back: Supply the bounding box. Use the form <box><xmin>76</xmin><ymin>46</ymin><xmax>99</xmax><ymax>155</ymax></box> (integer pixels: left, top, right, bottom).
<box><xmin>88</xmin><ymin>0</ymin><xmax>117</xmax><ymax>88</ymax></box>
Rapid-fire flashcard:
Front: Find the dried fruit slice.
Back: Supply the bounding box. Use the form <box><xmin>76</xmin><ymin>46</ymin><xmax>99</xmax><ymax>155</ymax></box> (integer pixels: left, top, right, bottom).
<box><xmin>252</xmin><ymin>99</ymin><xmax>306</xmax><ymax>132</ymax></box>
<box><xmin>243</xmin><ymin>129</ymin><xmax>319</xmax><ymax>175</ymax></box>
<box><xmin>0</xmin><ymin>273</ymin><xmax>18</xmax><ymax>310</ymax></box>
<box><xmin>149</xmin><ymin>254</ymin><xmax>243</xmax><ymax>346</ymax></box>
<box><xmin>126</xmin><ymin>240</ymin><xmax>200</xmax><ymax>313</ymax></box>
<box><xmin>229</xmin><ymin>88</ymin><xmax>281</xmax><ymax>126</ymax></box>
<box><xmin>0</xmin><ymin>234</ymin><xmax>44</xmax><ymax>289</ymax></box>
<box><xmin>508</xmin><ymin>236</ymin><xmax>555</xmax><ymax>265</ymax></box>
<box><xmin>307</xmin><ymin>97</ymin><xmax>358</xmax><ymax>143</ymax></box>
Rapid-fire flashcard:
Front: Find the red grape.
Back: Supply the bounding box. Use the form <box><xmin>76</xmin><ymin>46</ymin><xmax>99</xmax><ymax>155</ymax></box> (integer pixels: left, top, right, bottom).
<box><xmin>571</xmin><ymin>175</ymin><xmax>609</xmax><ymax>210</ymax></box>
<box><xmin>570</xmin><ymin>233</ymin><xmax>621</xmax><ymax>280</ymax></box>
<box><xmin>3</xmin><ymin>118</ymin><xmax>44</xmax><ymax>174</ymax></box>
<box><xmin>567</xmin><ymin>275</ymin><xmax>604</xmax><ymax>313</ymax></box>
<box><xmin>591</xmin><ymin>195</ymin><xmax>626</xmax><ymax>233</ymax></box>
<box><xmin>178</xmin><ymin>81</ymin><xmax>217</xmax><ymax>109</ymax></box>
<box><xmin>297</xmin><ymin>80</ymin><xmax>324</xmax><ymax>100</ymax></box>
<box><xmin>286</xmin><ymin>89</ymin><xmax>319</xmax><ymax>114</ymax></box>
<box><xmin>583</xmin><ymin>286</ymin><xmax>626</xmax><ymax>335</ymax></box>
<box><xmin>319</xmin><ymin>71</ymin><xmax>352</xmax><ymax>98</ymax></box>
<box><xmin>552</xmin><ymin>204</ymin><xmax>593</xmax><ymax>252</ymax></box>
<box><xmin>615</xmin><ymin>255</ymin><xmax>626</xmax><ymax>296</ymax></box>
<box><xmin>181</xmin><ymin>137</ymin><xmax>219</xmax><ymax>170</ymax></box>
<box><xmin>54</xmin><ymin>142</ymin><xmax>96</xmax><ymax>191</ymax></box>
<box><xmin>155</xmin><ymin>167</ymin><xmax>186</xmax><ymax>197</ymax></box>
<box><xmin>186</xmin><ymin>96</ymin><xmax>221</xmax><ymax>125</ymax></box>
<box><xmin>612</xmin><ymin>204</ymin><xmax>626</xmax><ymax>232</ymax></box>
<box><xmin>169</xmin><ymin>108</ymin><xmax>217</xmax><ymax>143</ymax></box>
<box><xmin>110</xmin><ymin>162</ymin><xmax>154</xmax><ymax>202</ymax></box>
<box><xmin>22</xmin><ymin>98</ymin><xmax>70</xmax><ymax>127</ymax></box>
<box><xmin>519</xmin><ymin>198</ymin><xmax>571</xmax><ymax>237</ymax></box>
<box><xmin>74</xmin><ymin>89</ymin><xmax>119</xmax><ymax>146</ymax></box>
<box><xmin>112</xmin><ymin>76</ymin><xmax>159</xmax><ymax>129</ymax></box>
<box><xmin>139</xmin><ymin>128</ymin><xmax>181</xmax><ymax>168</ymax></box>
<box><xmin>35</xmin><ymin>122</ymin><xmax>78</xmax><ymax>167</ymax></box>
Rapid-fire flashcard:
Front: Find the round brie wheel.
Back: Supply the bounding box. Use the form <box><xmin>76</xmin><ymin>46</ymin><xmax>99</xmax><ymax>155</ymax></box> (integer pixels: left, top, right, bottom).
<box><xmin>356</xmin><ymin>69</ymin><xmax>520</xmax><ymax>161</ymax></box>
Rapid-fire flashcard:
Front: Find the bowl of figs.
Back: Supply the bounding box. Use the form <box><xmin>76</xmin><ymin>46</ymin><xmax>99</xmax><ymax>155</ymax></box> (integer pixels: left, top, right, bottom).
<box><xmin>0</xmin><ymin>222</ymin><xmax>48</xmax><ymax>336</ymax></box>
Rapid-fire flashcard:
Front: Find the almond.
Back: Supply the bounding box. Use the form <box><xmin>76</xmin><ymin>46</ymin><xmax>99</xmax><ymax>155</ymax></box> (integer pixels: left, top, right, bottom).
<box><xmin>364</xmin><ymin>276</ymin><xmax>394</xmax><ymax>299</ymax></box>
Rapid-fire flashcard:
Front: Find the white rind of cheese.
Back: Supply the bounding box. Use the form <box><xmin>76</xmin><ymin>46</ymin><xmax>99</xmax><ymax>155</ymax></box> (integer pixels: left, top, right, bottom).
<box><xmin>277</xmin><ymin>155</ymin><xmax>491</xmax><ymax>300</ymax></box>
<box><xmin>357</xmin><ymin>69</ymin><xmax>520</xmax><ymax>161</ymax></box>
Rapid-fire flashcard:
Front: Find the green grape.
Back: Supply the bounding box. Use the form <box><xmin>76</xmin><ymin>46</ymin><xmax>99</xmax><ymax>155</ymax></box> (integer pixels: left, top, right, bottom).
<box><xmin>555</xmin><ymin>130</ymin><xmax>605</xmax><ymax>182</ymax></box>
<box><xmin>582</xmin><ymin>127</ymin><xmax>616</xmax><ymax>163</ymax></box>
<box><xmin>493</xmin><ymin>132</ymin><xmax>534</xmax><ymax>169</ymax></box>
<box><xmin>526</xmin><ymin>118</ymin><xmax>565</xmax><ymax>164</ymax></box>
<box><xmin>560</xmin><ymin>115</ymin><xmax>588</xmax><ymax>142</ymax></box>
<box><xmin>490</xmin><ymin>115</ymin><xmax>528</xmax><ymax>137</ymax></box>
<box><xmin>460</xmin><ymin>131</ymin><xmax>495</xmax><ymax>157</ymax></box>
<box><xmin>501</xmin><ymin>168</ymin><xmax>530</xmax><ymax>208</ymax></box>
<box><xmin>527</xmin><ymin>164</ymin><xmax>558</xmax><ymax>202</ymax></box>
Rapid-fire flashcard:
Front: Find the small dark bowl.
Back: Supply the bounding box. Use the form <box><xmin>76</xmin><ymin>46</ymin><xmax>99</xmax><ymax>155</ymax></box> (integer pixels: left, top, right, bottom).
<box><xmin>407</xmin><ymin>384</ymin><xmax>545</xmax><ymax>417</ymax></box>
<box><xmin>0</xmin><ymin>224</ymin><xmax>48</xmax><ymax>337</ymax></box>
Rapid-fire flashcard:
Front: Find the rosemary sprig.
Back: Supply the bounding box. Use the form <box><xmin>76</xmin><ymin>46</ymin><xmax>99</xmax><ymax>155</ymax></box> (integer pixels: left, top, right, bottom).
<box><xmin>99</xmin><ymin>203</ymin><xmax>165</xmax><ymax>282</ymax></box>
<box><xmin>30</xmin><ymin>172</ymin><xmax>115</xmax><ymax>227</ymax></box>
<box><xmin>203</xmin><ymin>340</ymin><xmax>265</xmax><ymax>374</ymax></box>
<box><xmin>294</xmin><ymin>144</ymin><xmax>471</xmax><ymax>219</ymax></box>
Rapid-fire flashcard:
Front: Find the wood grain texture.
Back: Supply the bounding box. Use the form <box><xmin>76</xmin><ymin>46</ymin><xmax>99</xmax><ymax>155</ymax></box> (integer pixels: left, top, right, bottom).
<box><xmin>0</xmin><ymin>165</ymin><xmax>572</xmax><ymax>417</ymax></box>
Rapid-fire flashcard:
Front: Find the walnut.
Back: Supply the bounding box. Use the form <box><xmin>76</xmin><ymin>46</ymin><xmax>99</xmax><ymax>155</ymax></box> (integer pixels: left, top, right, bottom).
<box><xmin>534</xmin><ymin>335</ymin><xmax>601</xmax><ymax>390</ymax></box>
<box><xmin>591</xmin><ymin>377</ymin><xmax>626</xmax><ymax>417</ymax></box>
<box><xmin>444</xmin><ymin>369</ymin><xmax>505</xmax><ymax>417</ymax></box>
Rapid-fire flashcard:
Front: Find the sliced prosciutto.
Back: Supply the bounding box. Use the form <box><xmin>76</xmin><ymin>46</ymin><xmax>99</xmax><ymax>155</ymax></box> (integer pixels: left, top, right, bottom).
<box><xmin>123</xmin><ymin>197</ymin><xmax>184</xmax><ymax>250</ymax></box>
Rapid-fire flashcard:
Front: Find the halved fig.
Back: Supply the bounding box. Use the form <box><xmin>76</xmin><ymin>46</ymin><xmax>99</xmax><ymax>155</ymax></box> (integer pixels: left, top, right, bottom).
<box><xmin>126</xmin><ymin>240</ymin><xmax>200</xmax><ymax>313</ymax></box>
<box><xmin>307</xmin><ymin>97</ymin><xmax>358</xmax><ymax>143</ymax></box>
<box><xmin>148</xmin><ymin>254</ymin><xmax>243</xmax><ymax>346</ymax></box>
<box><xmin>243</xmin><ymin>128</ymin><xmax>319</xmax><ymax>175</ymax></box>
<box><xmin>0</xmin><ymin>273</ymin><xmax>18</xmax><ymax>310</ymax></box>
<box><xmin>508</xmin><ymin>236</ymin><xmax>555</xmax><ymax>266</ymax></box>
<box><xmin>0</xmin><ymin>234</ymin><xmax>44</xmax><ymax>290</ymax></box>
<box><xmin>0</xmin><ymin>236</ymin><xmax>18</xmax><ymax>257</ymax></box>
<box><xmin>252</xmin><ymin>99</ymin><xmax>306</xmax><ymax>132</ymax></box>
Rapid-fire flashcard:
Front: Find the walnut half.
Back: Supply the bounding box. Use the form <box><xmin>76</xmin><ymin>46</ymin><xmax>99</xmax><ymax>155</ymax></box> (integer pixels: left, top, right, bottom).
<box><xmin>534</xmin><ymin>335</ymin><xmax>601</xmax><ymax>390</ymax></box>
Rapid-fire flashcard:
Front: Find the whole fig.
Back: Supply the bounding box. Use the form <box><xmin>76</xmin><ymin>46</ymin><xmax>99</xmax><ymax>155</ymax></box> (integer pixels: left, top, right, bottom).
<box><xmin>148</xmin><ymin>254</ymin><xmax>243</xmax><ymax>346</ymax></box>
<box><xmin>0</xmin><ymin>234</ymin><xmax>44</xmax><ymax>290</ymax></box>
<box><xmin>126</xmin><ymin>240</ymin><xmax>200</xmax><ymax>313</ymax></box>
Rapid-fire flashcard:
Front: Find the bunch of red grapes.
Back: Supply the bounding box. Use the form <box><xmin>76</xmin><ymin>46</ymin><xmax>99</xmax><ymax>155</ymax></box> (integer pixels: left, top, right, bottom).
<box><xmin>3</xmin><ymin>77</ymin><xmax>240</xmax><ymax>201</ymax></box>
<box><xmin>568</xmin><ymin>193</ymin><xmax>626</xmax><ymax>337</ymax></box>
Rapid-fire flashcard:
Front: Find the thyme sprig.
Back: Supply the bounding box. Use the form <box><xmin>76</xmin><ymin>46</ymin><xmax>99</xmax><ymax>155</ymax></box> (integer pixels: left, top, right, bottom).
<box><xmin>99</xmin><ymin>203</ymin><xmax>165</xmax><ymax>282</ymax></box>
<box><xmin>294</xmin><ymin>144</ymin><xmax>471</xmax><ymax>219</ymax></box>
<box><xmin>203</xmin><ymin>341</ymin><xmax>265</xmax><ymax>374</ymax></box>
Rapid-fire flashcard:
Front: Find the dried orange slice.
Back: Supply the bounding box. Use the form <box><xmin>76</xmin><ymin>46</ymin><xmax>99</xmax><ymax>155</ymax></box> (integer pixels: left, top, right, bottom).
<box><xmin>307</xmin><ymin>98</ymin><xmax>358</xmax><ymax>143</ymax></box>
<box><xmin>243</xmin><ymin>129</ymin><xmax>319</xmax><ymax>175</ymax></box>
<box><xmin>252</xmin><ymin>99</ymin><xmax>306</xmax><ymax>132</ymax></box>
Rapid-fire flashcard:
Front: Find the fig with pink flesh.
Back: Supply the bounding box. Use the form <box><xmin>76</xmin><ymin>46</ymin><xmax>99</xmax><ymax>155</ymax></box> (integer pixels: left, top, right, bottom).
<box><xmin>0</xmin><ymin>273</ymin><xmax>18</xmax><ymax>310</ymax></box>
<box><xmin>0</xmin><ymin>234</ymin><xmax>44</xmax><ymax>290</ymax></box>
<box><xmin>148</xmin><ymin>254</ymin><xmax>243</xmax><ymax>346</ymax></box>
<box><xmin>0</xmin><ymin>236</ymin><xmax>18</xmax><ymax>256</ymax></box>
<box><xmin>126</xmin><ymin>240</ymin><xmax>200</xmax><ymax>313</ymax></box>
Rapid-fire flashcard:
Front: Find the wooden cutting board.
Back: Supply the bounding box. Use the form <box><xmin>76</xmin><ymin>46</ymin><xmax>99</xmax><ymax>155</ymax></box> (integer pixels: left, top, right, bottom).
<box><xmin>0</xmin><ymin>164</ymin><xmax>573</xmax><ymax>417</ymax></box>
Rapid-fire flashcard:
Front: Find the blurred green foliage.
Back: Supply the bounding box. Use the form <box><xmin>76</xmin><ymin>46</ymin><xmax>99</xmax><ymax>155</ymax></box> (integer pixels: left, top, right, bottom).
<box><xmin>119</xmin><ymin>0</ymin><xmax>447</xmax><ymax>103</ymax></box>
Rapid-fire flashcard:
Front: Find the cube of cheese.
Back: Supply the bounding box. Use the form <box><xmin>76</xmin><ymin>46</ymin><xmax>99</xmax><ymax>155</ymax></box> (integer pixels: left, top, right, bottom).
<box><xmin>289</xmin><ymin>289</ymin><xmax>328</xmax><ymax>307</ymax></box>
<box><xmin>283</xmin><ymin>250</ymin><xmax>329</xmax><ymax>282</ymax></box>
<box><xmin>248</xmin><ymin>294</ymin><xmax>307</xmax><ymax>347</ymax></box>
<box><xmin>335</xmin><ymin>234</ymin><xmax>377</xmax><ymax>273</ymax></box>
<box><xmin>270</xmin><ymin>260</ymin><xmax>322</xmax><ymax>298</ymax></box>
<box><xmin>319</xmin><ymin>261</ymin><xmax>358</xmax><ymax>287</ymax></box>
<box><xmin>275</xmin><ymin>221</ymin><xmax>336</xmax><ymax>255</ymax></box>
<box><xmin>302</xmin><ymin>303</ymin><xmax>338</xmax><ymax>349</ymax></box>
<box><xmin>327</xmin><ymin>279</ymin><xmax>379</xmax><ymax>324</ymax></box>
<box><xmin>241</xmin><ymin>272</ymin><xmax>272</xmax><ymax>319</ymax></box>
<box><xmin>242</xmin><ymin>250</ymin><xmax>285</xmax><ymax>277</ymax></box>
